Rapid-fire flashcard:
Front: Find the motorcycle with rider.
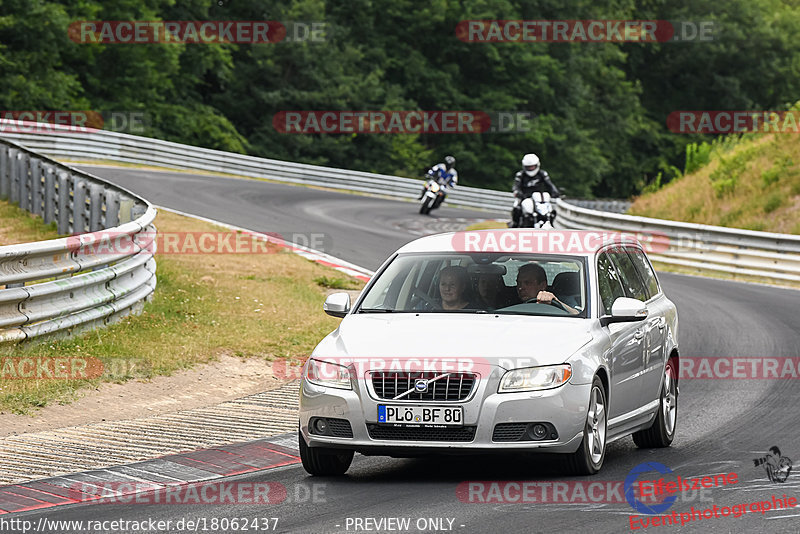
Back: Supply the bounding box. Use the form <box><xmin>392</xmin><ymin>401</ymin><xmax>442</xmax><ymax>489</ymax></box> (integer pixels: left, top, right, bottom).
<box><xmin>419</xmin><ymin>155</ymin><xmax>458</xmax><ymax>214</ymax></box>
<box><xmin>510</xmin><ymin>153</ymin><xmax>561</xmax><ymax>228</ymax></box>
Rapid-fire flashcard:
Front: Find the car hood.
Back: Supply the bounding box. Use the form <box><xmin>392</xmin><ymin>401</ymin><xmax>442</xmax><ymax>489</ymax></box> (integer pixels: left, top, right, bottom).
<box><xmin>313</xmin><ymin>314</ymin><xmax>593</xmax><ymax>369</ymax></box>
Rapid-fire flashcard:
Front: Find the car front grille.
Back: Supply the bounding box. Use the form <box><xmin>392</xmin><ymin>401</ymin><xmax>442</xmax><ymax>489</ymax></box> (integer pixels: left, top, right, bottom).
<box><xmin>367</xmin><ymin>424</ymin><xmax>476</xmax><ymax>442</ymax></box>
<box><xmin>370</xmin><ymin>371</ymin><xmax>476</xmax><ymax>401</ymax></box>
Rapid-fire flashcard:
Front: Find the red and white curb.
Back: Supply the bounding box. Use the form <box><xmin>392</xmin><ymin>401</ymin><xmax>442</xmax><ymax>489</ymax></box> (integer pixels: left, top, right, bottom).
<box><xmin>0</xmin><ymin>437</ymin><xmax>300</xmax><ymax>514</ymax></box>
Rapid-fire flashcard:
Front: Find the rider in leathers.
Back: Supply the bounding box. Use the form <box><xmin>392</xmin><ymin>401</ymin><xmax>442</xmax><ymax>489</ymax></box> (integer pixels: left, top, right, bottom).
<box><xmin>511</xmin><ymin>153</ymin><xmax>560</xmax><ymax>227</ymax></box>
<box><xmin>420</xmin><ymin>155</ymin><xmax>458</xmax><ymax>207</ymax></box>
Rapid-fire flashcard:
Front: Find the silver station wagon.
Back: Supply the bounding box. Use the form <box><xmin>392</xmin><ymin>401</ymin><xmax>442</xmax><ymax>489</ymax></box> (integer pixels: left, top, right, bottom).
<box><xmin>299</xmin><ymin>230</ymin><xmax>679</xmax><ymax>475</ymax></box>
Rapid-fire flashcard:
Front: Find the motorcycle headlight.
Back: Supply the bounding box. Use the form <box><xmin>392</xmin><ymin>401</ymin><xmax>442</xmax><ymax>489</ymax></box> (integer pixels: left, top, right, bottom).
<box><xmin>303</xmin><ymin>358</ymin><xmax>352</xmax><ymax>390</ymax></box>
<box><xmin>430</xmin><ymin>183</ymin><xmax>440</xmax><ymax>192</ymax></box>
<box><xmin>498</xmin><ymin>364</ymin><xmax>572</xmax><ymax>393</ymax></box>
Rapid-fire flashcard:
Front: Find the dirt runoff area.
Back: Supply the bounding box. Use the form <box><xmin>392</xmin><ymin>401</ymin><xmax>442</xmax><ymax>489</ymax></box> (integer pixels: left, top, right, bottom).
<box><xmin>0</xmin><ymin>355</ymin><xmax>291</xmax><ymax>437</ymax></box>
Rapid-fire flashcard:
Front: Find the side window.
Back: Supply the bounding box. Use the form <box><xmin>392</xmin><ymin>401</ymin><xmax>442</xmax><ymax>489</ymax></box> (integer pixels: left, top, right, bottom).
<box><xmin>627</xmin><ymin>248</ymin><xmax>659</xmax><ymax>299</ymax></box>
<box><xmin>596</xmin><ymin>252</ymin><xmax>626</xmax><ymax>315</ymax></box>
<box><xmin>608</xmin><ymin>247</ymin><xmax>648</xmax><ymax>302</ymax></box>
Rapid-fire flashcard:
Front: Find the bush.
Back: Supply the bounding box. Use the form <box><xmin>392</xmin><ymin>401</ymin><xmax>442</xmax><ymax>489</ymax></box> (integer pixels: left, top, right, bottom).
<box><xmin>709</xmin><ymin>144</ymin><xmax>758</xmax><ymax>197</ymax></box>
<box><xmin>763</xmin><ymin>192</ymin><xmax>784</xmax><ymax>213</ymax></box>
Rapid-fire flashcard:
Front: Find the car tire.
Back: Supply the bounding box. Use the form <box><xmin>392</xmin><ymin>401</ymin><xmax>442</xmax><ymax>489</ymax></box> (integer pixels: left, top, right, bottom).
<box><xmin>299</xmin><ymin>430</ymin><xmax>354</xmax><ymax>476</ymax></box>
<box><xmin>565</xmin><ymin>376</ymin><xmax>607</xmax><ymax>476</ymax></box>
<box><xmin>633</xmin><ymin>358</ymin><xmax>677</xmax><ymax>448</ymax></box>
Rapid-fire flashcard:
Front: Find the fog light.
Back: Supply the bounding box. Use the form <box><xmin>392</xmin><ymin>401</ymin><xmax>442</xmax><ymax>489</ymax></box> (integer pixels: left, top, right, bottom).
<box><xmin>313</xmin><ymin>418</ymin><xmax>329</xmax><ymax>434</ymax></box>
<box><xmin>530</xmin><ymin>424</ymin><xmax>548</xmax><ymax>440</ymax></box>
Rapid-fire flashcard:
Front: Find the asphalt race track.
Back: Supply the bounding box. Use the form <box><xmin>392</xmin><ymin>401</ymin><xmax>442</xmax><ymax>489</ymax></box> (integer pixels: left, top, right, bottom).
<box><xmin>77</xmin><ymin>165</ymin><xmax>500</xmax><ymax>271</ymax></box>
<box><xmin>6</xmin><ymin>166</ymin><xmax>800</xmax><ymax>534</ymax></box>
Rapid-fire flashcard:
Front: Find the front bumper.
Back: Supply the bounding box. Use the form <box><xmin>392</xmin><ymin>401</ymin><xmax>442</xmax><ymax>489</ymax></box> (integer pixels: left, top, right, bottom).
<box><xmin>299</xmin><ymin>367</ymin><xmax>590</xmax><ymax>455</ymax></box>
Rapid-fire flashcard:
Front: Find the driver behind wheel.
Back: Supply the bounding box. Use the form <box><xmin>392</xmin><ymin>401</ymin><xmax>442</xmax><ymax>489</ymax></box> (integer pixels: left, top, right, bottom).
<box><xmin>516</xmin><ymin>263</ymin><xmax>579</xmax><ymax>315</ymax></box>
<box><xmin>416</xmin><ymin>265</ymin><xmax>480</xmax><ymax>311</ymax></box>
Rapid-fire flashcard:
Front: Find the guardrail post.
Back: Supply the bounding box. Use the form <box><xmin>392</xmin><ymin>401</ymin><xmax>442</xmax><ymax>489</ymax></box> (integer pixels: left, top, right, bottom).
<box><xmin>17</xmin><ymin>152</ymin><xmax>30</xmax><ymax>211</ymax></box>
<box><xmin>43</xmin><ymin>164</ymin><xmax>56</xmax><ymax>225</ymax></box>
<box><xmin>118</xmin><ymin>197</ymin><xmax>134</xmax><ymax>223</ymax></box>
<box><xmin>105</xmin><ymin>189</ymin><xmax>120</xmax><ymax>228</ymax></box>
<box><xmin>56</xmin><ymin>170</ymin><xmax>71</xmax><ymax>234</ymax></box>
<box><xmin>131</xmin><ymin>203</ymin><xmax>146</xmax><ymax>220</ymax></box>
<box><xmin>30</xmin><ymin>158</ymin><xmax>44</xmax><ymax>217</ymax></box>
<box><xmin>0</xmin><ymin>146</ymin><xmax>8</xmax><ymax>200</ymax></box>
<box><xmin>72</xmin><ymin>177</ymin><xmax>89</xmax><ymax>234</ymax></box>
<box><xmin>9</xmin><ymin>150</ymin><xmax>19</xmax><ymax>204</ymax></box>
<box><xmin>88</xmin><ymin>183</ymin><xmax>103</xmax><ymax>232</ymax></box>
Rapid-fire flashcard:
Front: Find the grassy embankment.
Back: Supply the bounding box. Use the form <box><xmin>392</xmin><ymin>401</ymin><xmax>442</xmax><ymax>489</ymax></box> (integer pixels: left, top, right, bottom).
<box><xmin>0</xmin><ymin>202</ymin><xmax>363</xmax><ymax>414</ymax></box>
<box><xmin>630</xmin><ymin>133</ymin><xmax>800</xmax><ymax>234</ymax></box>
<box><xmin>467</xmin><ymin>133</ymin><xmax>800</xmax><ymax>286</ymax></box>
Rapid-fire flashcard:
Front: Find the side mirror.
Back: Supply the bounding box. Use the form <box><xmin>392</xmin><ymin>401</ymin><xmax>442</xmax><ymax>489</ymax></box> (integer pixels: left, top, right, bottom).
<box><xmin>323</xmin><ymin>292</ymin><xmax>350</xmax><ymax>318</ymax></box>
<box><xmin>600</xmin><ymin>297</ymin><xmax>648</xmax><ymax>327</ymax></box>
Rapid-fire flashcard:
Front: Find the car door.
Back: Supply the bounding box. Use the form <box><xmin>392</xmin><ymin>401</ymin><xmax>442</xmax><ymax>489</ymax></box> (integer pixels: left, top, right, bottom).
<box><xmin>626</xmin><ymin>246</ymin><xmax>668</xmax><ymax>404</ymax></box>
<box><xmin>607</xmin><ymin>248</ymin><xmax>656</xmax><ymax>415</ymax></box>
<box><xmin>596</xmin><ymin>250</ymin><xmax>645</xmax><ymax>421</ymax></box>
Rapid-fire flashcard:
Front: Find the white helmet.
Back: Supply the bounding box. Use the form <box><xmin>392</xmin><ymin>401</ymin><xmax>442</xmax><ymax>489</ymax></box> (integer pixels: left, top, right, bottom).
<box><xmin>522</xmin><ymin>153</ymin><xmax>540</xmax><ymax>177</ymax></box>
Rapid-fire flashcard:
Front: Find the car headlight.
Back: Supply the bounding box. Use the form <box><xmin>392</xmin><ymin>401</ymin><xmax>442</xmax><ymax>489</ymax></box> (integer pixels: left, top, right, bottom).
<box><xmin>304</xmin><ymin>358</ymin><xmax>352</xmax><ymax>390</ymax></box>
<box><xmin>498</xmin><ymin>364</ymin><xmax>572</xmax><ymax>393</ymax></box>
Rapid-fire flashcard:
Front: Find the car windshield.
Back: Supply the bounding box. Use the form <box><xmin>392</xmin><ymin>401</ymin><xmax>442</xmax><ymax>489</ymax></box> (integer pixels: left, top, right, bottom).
<box><xmin>358</xmin><ymin>253</ymin><xmax>587</xmax><ymax>317</ymax></box>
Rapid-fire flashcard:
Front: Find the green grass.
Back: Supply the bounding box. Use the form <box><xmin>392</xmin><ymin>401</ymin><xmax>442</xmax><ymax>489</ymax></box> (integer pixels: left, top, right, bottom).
<box><xmin>0</xmin><ymin>201</ymin><xmax>60</xmax><ymax>245</ymax></box>
<box><xmin>630</xmin><ymin>133</ymin><xmax>800</xmax><ymax>234</ymax></box>
<box><xmin>313</xmin><ymin>276</ymin><xmax>361</xmax><ymax>290</ymax></box>
<box><xmin>763</xmin><ymin>191</ymin><xmax>785</xmax><ymax>213</ymax></box>
<box><xmin>0</xmin><ymin>207</ymin><xmax>364</xmax><ymax>414</ymax></box>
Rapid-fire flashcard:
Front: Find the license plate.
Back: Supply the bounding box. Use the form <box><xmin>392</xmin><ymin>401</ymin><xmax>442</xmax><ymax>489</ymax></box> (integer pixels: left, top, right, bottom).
<box><xmin>377</xmin><ymin>405</ymin><xmax>463</xmax><ymax>426</ymax></box>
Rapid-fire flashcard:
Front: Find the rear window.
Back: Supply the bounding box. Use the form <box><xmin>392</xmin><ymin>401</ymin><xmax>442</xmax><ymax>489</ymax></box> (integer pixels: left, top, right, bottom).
<box><xmin>607</xmin><ymin>248</ymin><xmax>649</xmax><ymax>302</ymax></box>
<box><xmin>627</xmin><ymin>247</ymin><xmax>660</xmax><ymax>299</ymax></box>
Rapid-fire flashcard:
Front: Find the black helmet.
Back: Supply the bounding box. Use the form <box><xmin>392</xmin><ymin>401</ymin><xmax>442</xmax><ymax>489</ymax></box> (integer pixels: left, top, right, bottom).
<box><xmin>444</xmin><ymin>155</ymin><xmax>456</xmax><ymax>170</ymax></box>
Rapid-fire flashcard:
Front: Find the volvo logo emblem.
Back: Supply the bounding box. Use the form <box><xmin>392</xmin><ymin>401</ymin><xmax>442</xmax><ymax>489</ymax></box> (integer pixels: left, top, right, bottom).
<box><xmin>414</xmin><ymin>379</ymin><xmax>428</xmax><ymax>393</ymax></box>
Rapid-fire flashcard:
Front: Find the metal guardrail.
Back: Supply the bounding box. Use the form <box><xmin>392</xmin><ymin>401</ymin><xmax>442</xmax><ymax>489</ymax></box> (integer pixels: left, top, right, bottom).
<box><xmin>554</xmin><ymin>200</ymin><xmax>800</xmax><ymax>284</ymax></box>
<box><xmin>3</xmin><ymin>120</ymin><xmax>798</xmax><ymax>285</ymax></box>
<box><xmin>0</xmin><ymin>121</ymin><xmax>514</xmax><ymax>211</ymax></box>
<box><xmin>567</xmin><ymin>198</ymin><xmax>631</xmax><ymax>214</ymax></box>
<box><xmin>0</xmin><ymin>121</ymin><xmax>636</xmax><ymax>215</ymax></box>
<box><xmin>0</xmin><ymin>137</ymin><xmax>157</xmax><ymax>343</ymax></box>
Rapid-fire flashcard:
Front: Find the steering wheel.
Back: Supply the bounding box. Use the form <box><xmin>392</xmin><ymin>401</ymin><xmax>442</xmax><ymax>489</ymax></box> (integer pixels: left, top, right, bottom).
<box><xmin>413</xmin><ymin>289</ymin><xmax>437</xmax><ymax>308</ymax></box>
<box><xmin>525</xmin><ymin>297</ymin><xmax>567</xmax><ymax>312</ymax></box>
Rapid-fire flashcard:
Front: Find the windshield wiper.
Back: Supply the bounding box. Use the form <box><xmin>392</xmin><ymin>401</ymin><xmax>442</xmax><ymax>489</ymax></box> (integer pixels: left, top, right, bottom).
<box><xmin>358</xmin><ymin>308</ymin><xmax>395</xmax><ymax>313</ymax></box>
<box><xmin>424</xmin><ymin>309</ymin><xmax>489</xmax><ymax>313</ymax></box>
